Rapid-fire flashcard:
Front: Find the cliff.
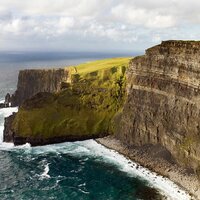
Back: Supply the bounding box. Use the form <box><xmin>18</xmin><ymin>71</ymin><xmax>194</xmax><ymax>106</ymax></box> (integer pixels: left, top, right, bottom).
<box><xmin>115</xmin><ymin>40</ymin><xmax>200</xmax><ymax>181</ymax></box>
<box><xmin>11</xmin><ymin>68</ymin><xmax>69</xmax><ymax>106</ymax></box>
<box><xmin>4</xmin><ymin>58</ymin><xmax>129</xmax><ymax>145</ymax></box>
<box><xmin>3</xmin><ymin>43</ymin><xmax>200</xmax><ymax>197</ymax></box>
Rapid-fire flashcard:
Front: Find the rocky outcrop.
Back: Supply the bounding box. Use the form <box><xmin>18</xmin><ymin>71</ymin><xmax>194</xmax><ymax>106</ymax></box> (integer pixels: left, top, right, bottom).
<box><xmin>3</xmin><ymin>58</ymin><xmax>129</xmax><ymax>146</ymax></box>
<box><xmin>0</xmin><ymin>93</ymin><xmax>12</xmax><ymax>108</ymax></box>
<box><xmin>115</xmin><ymin>40</ymin><xmax>200</xmax><ymax>180</ymax></box>
<box><xmin>11</xmin><ymin>68</ymin><xmax>69</xmax><ymax>106</ymax></box>
<box><xmin>3</xmin><ymin>113</ymin><xmax>16</xmax><ymax>142</ymax></box>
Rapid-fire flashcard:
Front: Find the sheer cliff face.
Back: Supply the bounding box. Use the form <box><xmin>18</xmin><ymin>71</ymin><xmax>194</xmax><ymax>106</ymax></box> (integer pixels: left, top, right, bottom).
<box><xmin>11</xmin><ymin>69</ymin><xmax>69</xmax><ymax>106</ymax></box>
<box><xmin>115</xmin><ymin>41</ymin><xmax>200</xmax><ymax>177</ymax></box>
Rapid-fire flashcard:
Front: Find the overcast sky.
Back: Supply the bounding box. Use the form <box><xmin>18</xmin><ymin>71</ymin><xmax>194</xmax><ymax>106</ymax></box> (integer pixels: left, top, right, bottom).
<box><xmin>0</xmin><ymin>0</ymin><xmax>200</xmax><ymax>52</ymax></box>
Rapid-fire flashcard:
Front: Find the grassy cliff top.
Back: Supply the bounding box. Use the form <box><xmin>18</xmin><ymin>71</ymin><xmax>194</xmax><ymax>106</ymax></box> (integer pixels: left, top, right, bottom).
<box><xmin>12</xmin><ymin>57</ymin><xmax>132</xmax><ymax>142</ymax></box>
<box><xmin>67</xmin><ymin>57</ymin><xmax>132</xmax><ymax>75</ymax></box>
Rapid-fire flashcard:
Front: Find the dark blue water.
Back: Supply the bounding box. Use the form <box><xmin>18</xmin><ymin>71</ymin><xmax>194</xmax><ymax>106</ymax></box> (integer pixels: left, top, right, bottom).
<box><xmin>0</xmin><ymin>51</ymin><xmax>182</xmax><ymax>200</ymax></box>
<box><xmin>0</xmin><ymin>141</ymin><xmax>165</xmax><ymax>200</ymax></box>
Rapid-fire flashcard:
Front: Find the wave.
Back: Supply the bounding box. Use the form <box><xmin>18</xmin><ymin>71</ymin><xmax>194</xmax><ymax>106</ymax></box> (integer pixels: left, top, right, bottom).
<box><xmin>75</xmin><ymin>140</ymin><xmax>191</xmax><ymax>200</ymax></box>
<box><xmin>40</xmin><ymin>163</ymin><xmax>50</xmax><ymax>179</ymax></box>
<box><xmin>3</xmin><ymin>139</ymin><xmax>190</xmax><ymax>200</ymax></box>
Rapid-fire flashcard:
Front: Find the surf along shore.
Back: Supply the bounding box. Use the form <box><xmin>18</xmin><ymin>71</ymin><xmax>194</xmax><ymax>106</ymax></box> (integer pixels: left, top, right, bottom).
<box><xmin>96</xmin><ymin>136</ymin><xmax>200</xmax><ymax>200</ymax></box>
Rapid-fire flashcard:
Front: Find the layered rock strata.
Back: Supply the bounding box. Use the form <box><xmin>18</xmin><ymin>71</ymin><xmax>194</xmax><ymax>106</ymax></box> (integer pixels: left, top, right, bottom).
<box><xmin>3</xmin><ymin>113</ymin><xmax>16</xmax><ymax>142</ymax></box>
<box><xmin>115</xmin><ymin>40</ymin><xmax>200</xmax><ymax>180</ymax></box>
<box><xmin>11</xmin><ymin>68</ymin><xmax>69</xmax><ymax>106</ymax></box>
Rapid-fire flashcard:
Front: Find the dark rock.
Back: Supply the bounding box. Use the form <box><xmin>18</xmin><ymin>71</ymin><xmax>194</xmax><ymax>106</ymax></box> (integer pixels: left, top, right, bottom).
<box><xmin>3</xmin><ymin>113</ymin><xmax>16</xmax><ymax>143</ymax></box>
<box><xmin>135</xmin><ymin>185</ymin><xmax>164</xmax><ymax>200</ymax></box>
<box><xmin>0</xmin><ymin>103</ymin><xmax>5</xmax><ymax>108</ymax></box>
<box><xmin>11</xmin><ymin>68</ymin><xmax>69</xmax><ymax>106</ymax></box>
<box><xmin>0</xmin><ymin>93</ymin><xmax>11</xmax><ymax>109</ymax></box>
<box><xmin>5</xmin><ymin>93</ymin><xmax>11</xmax><ymax>106</ymax></box>
<box><xmin>13</xmin><ymin>134</ymin><xmax>104</xmax><ymax>147</ymax></box>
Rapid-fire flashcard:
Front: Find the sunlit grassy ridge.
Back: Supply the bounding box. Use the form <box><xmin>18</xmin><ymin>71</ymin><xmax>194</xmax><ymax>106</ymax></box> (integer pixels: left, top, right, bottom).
<box><xmin>13</xmin><ymin>57</ymin><xmax>132</xmax><ymax>140</ymax></box>
<box><xmin>69</xmin><ymin>57</ymin><xmax>131</xmax><ymax>75</ymax></box>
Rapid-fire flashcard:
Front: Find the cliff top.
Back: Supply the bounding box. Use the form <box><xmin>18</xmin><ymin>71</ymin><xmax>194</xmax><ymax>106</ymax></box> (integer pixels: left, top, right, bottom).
<box><xmin>146</xmin><ymin>40</ymin><xmax>200</xmax><ymax>54</ymax></box>
<box><xmin>18</xmin><ymin>58</ymin><xmax>131</xmax><ymax>75</ymax></box>
<box><xmin>66</xmin><ymin>57</ymin><xmax>131</xmax><ymax>75</ymax></box>
<box><xmin>161</xmin><ymin>40</ymin><xmax>200</xmax><ymax>46</ymax></box>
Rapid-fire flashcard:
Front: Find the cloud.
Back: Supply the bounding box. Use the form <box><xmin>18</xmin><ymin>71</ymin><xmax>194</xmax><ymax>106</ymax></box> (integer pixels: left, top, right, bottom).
<box><xmin>111</xmin><ymin>4</ymin><xmax>176</xmax><ymax>28</ymax></box>
<box><xmin>0</xmin><ymin>0</ymin><xmax>199</xmax><ymax>51</ymax></box>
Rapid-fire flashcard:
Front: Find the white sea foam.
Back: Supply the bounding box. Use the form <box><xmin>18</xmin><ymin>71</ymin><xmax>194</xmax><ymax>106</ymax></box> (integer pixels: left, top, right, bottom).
<box><xmin>40</xmin><ymin>163</ymin><xmax>50</xmax><ymax>179</ymax></box>
<box><xmin>0</xmin><ymin>107</ymin><xmax>18</xmax><ymax>144</ymax></box>
<box><xmin>86</xmin><ymin>140</ymin><xmax>191</xmax><ymax>200</ymax></box>
<box><xmin>0</xmin><ymin>107</ymin><xmax>18</xmax><ymax>122</ymax></box>
<box><xmin>9</xmin><ymin>140</ymin><xmax>191</xmax><ymax>200</ymax></box>
<box><xmin>56</xmin><ymin>140</ymin><xmax>191</xmax><ymax>200</ymax></box>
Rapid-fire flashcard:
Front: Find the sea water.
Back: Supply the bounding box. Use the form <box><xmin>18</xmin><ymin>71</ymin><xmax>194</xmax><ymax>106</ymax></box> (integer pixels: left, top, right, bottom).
<box><xmin>0</xmin><ymin>52</ymin><xmax>191</xmax><ymax>200</ymax></box>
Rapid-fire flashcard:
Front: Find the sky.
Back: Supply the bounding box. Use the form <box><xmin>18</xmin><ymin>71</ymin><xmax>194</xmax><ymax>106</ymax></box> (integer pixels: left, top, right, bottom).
<box><xmin>0</xmin><ymin>0</ymin><xmax>200</xmax><ymax>53</ymax></box>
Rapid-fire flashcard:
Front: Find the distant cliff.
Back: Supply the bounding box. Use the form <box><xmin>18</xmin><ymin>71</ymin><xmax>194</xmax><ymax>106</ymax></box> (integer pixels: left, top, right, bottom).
<box><xmin>115</xmin><ymin>40</ymin><xmax>200</xmax><ymax>180</ymax></box>
<box><xmin>11</xmin><ymin>68</ymin><xmax>69</xmax><ymax>106</ymax></box>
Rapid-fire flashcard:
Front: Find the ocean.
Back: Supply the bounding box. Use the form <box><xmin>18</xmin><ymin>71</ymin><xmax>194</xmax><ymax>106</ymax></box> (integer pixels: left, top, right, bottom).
<box><xmin>0</xmin><ymin>52</ymin><xmax>190</xmax><ymax>200</ymax></box>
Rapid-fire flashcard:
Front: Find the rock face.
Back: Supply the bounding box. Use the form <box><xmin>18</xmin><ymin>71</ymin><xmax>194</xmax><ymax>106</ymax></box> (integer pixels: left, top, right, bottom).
<box><xmin>3</xmin><ymin>113</ymin><xmax>16</xmax><ymax>142</ymax></box>
<box><xmin>11</xmin><ymin>68</ymin><xmax>69</xmax><ymax>106</ymax></box>
<box><xmin>3</xmin><ymin>58</ymin><xmax>129</xmax><ymax>146</ymax></box>
<box><xmin>5</xmin><ymin>93</ymin><xmax>11</xmax><ymax>106</ymax></box>
<box><xmin>0</xmin><ymin>93</ymin><xmax>11</xmax><ymax>108</ymax></box>
<box><xmin>115</xmin><ymin>40</ymin><xmax>200</xmax><ymax>179</ymax></box>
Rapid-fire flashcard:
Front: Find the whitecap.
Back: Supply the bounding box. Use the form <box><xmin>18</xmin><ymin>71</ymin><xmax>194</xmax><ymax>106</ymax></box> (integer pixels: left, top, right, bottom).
<box><xmin>15</xmin><ymin>143</ymin><xmax>31</xmax><ymax>149</ymax></box>
<box><xmin>0</xmin><ymin>142</ymin><xmax>14</xmax><ymax>150</ymax></box>
<box><xmin>0</xmin><ymin>107</ymin><xmax>18</xmax><ymax>121</ymax></box>
<box><xmin>27</xmin><ymin>140</ymin><xmax>191</xmax><ymax>199</ymax></box>
<box><xmin>40</xmin><ymin>163</ymin><xmax>50</xmax><ymax>179</ymax></box>
<box><xmin>78</xmin><ymin>188</ymin><xmax>90</xmax><ymax>194</ymax></box>
<box><xmin>77</xmin><ymin>140</ymin><xmax>191</xmax><ymax>200</ymax></box>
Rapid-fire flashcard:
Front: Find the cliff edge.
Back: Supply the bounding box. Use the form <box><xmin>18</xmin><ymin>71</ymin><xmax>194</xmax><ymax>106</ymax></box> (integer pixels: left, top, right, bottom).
<box><xmin>115</xmin><ymin>40</ymin><xmax>200</xmax><ymax>183</ymax></box>
<box><xmin>4</xmin><ymin>58</ymin><xmax>129</xmax><ymax>145</ymax></box>
<box><xmin>11</xmin><ymin>68</ymin><xmax>69</xmax><ymax>106</ymax></box>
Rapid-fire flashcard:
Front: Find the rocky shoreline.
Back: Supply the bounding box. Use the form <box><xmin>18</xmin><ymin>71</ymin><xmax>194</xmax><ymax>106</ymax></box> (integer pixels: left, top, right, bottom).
<box><xmin>96</xmin><ymin>136</ymin><xmax>200</xmax><ymax>200</ymax></box>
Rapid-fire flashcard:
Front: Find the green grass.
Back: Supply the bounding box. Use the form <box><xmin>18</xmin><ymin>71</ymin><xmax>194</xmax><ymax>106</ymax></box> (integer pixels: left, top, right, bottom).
<box><xmin>68</xmin><ymin>57</ymin><xmax>131</xmax><ymax>75</ymax></box>
<box><xmin>13</xmin><ymin>57</ymin><xmax>132</xmax><ymax>139</ymax></box>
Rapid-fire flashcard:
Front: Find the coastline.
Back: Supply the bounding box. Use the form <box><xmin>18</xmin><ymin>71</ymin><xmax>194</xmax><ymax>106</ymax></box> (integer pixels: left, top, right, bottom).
<box><xmin>96</xmin><ymin>136</ymin><xmax>200</xmax><ymax>200</ymax></box>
